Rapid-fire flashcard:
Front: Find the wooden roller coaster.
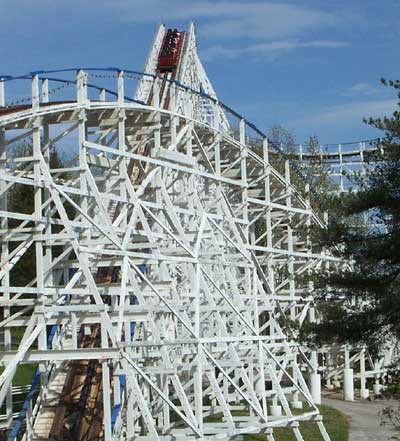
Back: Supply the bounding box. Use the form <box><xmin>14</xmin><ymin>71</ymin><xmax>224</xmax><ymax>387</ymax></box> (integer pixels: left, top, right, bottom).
<box><xmin>44</xmin><ymin>29</ymin><xmax>186</xmax><ymax>441</ymax></box>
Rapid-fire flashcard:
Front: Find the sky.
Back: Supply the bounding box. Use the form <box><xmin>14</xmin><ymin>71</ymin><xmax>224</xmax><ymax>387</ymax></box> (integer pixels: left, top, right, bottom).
<box><xmin>1</xmin><ymin>0</ymin><xmax>399</xmax><ymax>145</ymax></box>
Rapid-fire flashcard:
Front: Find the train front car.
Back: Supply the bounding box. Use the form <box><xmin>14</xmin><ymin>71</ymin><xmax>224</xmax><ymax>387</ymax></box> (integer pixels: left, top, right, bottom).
<box><xmin>157</xmin><ymin>28</ymin><xmax>185</xmax><ymax>72</ymax></box>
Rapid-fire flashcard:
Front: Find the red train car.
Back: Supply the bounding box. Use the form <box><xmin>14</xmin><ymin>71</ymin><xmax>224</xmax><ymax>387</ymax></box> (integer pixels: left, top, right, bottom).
<box><xmin>157</xmin><ymin>29</ymin><xmax>185</xmax><ymax>72</ymax></box>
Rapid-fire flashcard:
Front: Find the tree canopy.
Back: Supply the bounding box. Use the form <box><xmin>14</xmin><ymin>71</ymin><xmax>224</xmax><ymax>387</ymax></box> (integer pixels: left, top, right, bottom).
<box><xmin>304</xmin><ymin>79</ymin><xmax>400</xmax><ymax>352</ymax></box>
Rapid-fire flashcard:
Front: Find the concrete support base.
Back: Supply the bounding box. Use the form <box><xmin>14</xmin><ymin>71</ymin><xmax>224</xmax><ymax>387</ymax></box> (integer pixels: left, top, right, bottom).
<box><xmin>270</xmin><ymin>405</ymin><xmax>282</xmax><ymax>417</ymax></box>
<box><xmin>360</xmin><ymin>388</ymin><xmax>370</xmax><ymax>399</ymax></box>
<box><xmin>291</xmin><ymin>400</ymin><xmax>303</xmax><ymax>410</ymax></box>
<box><xmin>310</xmin><ymin>373</ymin><xmax>321</xmax><ymax>405</ymax></box>
<box><xmin>326</xmin><ymin>379</ymin><xmax>334</xmax><ymax>390</ymax></box>
<box><xmin>255</xmin><ymin>378</ymin><xmax>264</xmax><ymax>396</ymax></box>
<box><xmin>373</xmin><ymin>383</ymin><xmax>381</xmax><ymax>395</ymax></box>
<box><xmin>343</xmin><ymin>368</ymin><xmax>354</xmax><ymax>401</ymax></box>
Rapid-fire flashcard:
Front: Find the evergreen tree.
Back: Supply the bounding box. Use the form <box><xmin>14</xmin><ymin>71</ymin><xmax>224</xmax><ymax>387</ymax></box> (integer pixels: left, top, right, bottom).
<box><xmin>304</xmin><ymin>79</ymin><xmax>400</xmax><ymax>351</ymax></box>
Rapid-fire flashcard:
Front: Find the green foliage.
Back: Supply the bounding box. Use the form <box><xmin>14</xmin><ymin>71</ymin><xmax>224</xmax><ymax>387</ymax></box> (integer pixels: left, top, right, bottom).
<box><xmin>255</xmin><ymin>127</ymin><xmax>334</xmax><ymax>245</ymax></box>
<box><xmin>269</xmin><ymin>127</ymin><xmax>335</xmax><ymax>210</ymax></box>
<box><xmin>385</xmin><ymin>376</ymin><xmax>400</xmax><ymax>400</ymax></box>
<box><xmin>6</xmin><ymin>143</ymin><xmax>70</xmax><ymax>287</ymax></box>
<box><xmin>306</xmin><ymin>79</ymin><xmax>400</xmax><ymax>351</ymax></box>
<box><xmin>381</xmin><ymin>403</ymin><xmax>400</xmax><ymax>439</ymax></box>
<box><xmin>302</xmin><ymin>135</ymin><xmax>338</xmax><ymax>195</ymax></box>
<box><xmin>7</xmin><ymin>143</ymin><xmax>36</xmax><ymax>287</ymax></box>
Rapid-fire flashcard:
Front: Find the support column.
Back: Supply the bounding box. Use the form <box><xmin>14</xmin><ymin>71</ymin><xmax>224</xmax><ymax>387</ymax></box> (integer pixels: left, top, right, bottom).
<box><xmin>42</xmin><ymin>88</ymin><xmax>54</xmax><ymax>310</ymax></box>
<box><xmin>285</xmin><ymin>160</ymin><xmax>296</xmax><ymax>321</ymax></box>
<box><xmin>373</xmin><ymin>369</ymin><xmax>382</xmax><ymax>395</ymax></box>
<box><xmin>291</xmin><ymin>370</ymin><xmax>303</xmax><ymax>410</ymax></box>
<box><xmin>239</xmin><ymin>119</ymin><xmax>248</xmax><ymax>239</ymax></box>
<box><xmin>194</xmin><ymin>264</ymin><xmax>203</xmax><ymax>438</ymax></box>
<box><xmin>162</xmin><ymin>376</ymin><xmax>170</xmax><ymax>431</ymax></box>
<box><xmin>101</xmin><ymin>324</ymin><xmax>112</xmax><ymax>441</ymax></box>
<box><xmin>126</xmin><ymin>378</ymin><xmax>135</xmax><ymax>438</ymax></box>
<box><xmin>42</xmin><ymin>79</ymin><xmax>49</xmax><ymax>103</ymax></box>
<box><xmin>359</xmin><ymin>349</ymin><xmax>369</xmax><ymax>399</ymax></box>
<box><xmin>270</xmin><ymin>396</ymin><xmax>282</xmax><ymax>417</ymax></box>
<box><xmin>0</xmin><ymin>78</ymin><xmax>4</xmax><ymax>106</ymax></box>
<box><xmin>343</xmin><ymin>369</ymin><xmax>354</xmax><ymax>401</ymax></box>
<box><xmin>0</xmin><ymin>92</ymin><xmax>12</xmax><ymax>428</ymax></box>
<box><xmin>263</xmin><ymin>138</ymin><xmax>275</xmax><ymax>312</ymax></box>
<box><xmin>118</xmin><ymin>71</ymin><xmax>127</xmax><ymax>230</ymax></box>
<box><xmin>310</xmin><ymin>351</ymin><xmax>321</xmax><ymax>405</ymax></box>
<box><xmin>33</xmin><ymin>114</ymin><xmax>48</xmax><ymax>390</ymax></box>
<box><xmin>343</xmin><ymin>347</ymin><xmax>354</xmax><ymax>401</ymax></box>
<box><xmin>170</xmin><ymin>82</ymin><xmax>177</xmax><ymax>145</ymax></box>
<box><xmin>291</xmin><ymin>390</ymin><xmax>303</xmax><ymax>410</ymax></box>
<box><xmin>32</xmin><ymin>74</ymin><xmax>39</xmax><ymax>112</ymax></box>
<box><xmin>152</xmin><ymin>78</ymin><xmax>161</xmax><ymax>153</ymax></box>
<box><xmin>338</xmin><ymin>143</ymin><xmax>344</xmax><ymax>192</ymax></box>
<box><xmin>257</xmin><ymin>341</ymin><xmax>268</xmax><ymax>416</ymax></box>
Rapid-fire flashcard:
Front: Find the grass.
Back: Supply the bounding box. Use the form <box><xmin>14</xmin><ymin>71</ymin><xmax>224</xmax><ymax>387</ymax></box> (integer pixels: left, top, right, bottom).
<box><xmin>0</xmin><ymin>332</ymin><xmax>38</xmax><ymax>414</ymax></box>
<box><xmin>244</xmin><ymin>405</ymin><xmax>349</xmax><ymax>441</ymax></box>
<box><xmin>0</xmin><ymin>328</ymin><xmax>38</xmax><ymax>415</ymax></box>
<box><xmin>0</xmin><ymin>328</ymin><xmax>38</xmax><ymax>386</ymax></box>
<box><xmin>204</xmin><ymin>403</ymin><xmax>349</xmax><ymax>441</ymax></box>
<box><xmin>12</xmin><ymin>363</ymin><xmax>38</xmax><ymax>386</ymax></box>
<box><xmin>0</xmin><ymin>363</ymin><xmax>37</xmax><ymax>386</ymax></box>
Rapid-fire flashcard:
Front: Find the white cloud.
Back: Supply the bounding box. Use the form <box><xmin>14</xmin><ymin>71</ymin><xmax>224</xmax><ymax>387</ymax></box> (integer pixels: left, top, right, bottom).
<box><xmin>107</xmin><ymin>1</ymin><xmax>346</xmax><ymax>39</ymax></box>
<box><xmin>201</xmin><ymin>39</ymin><xmax>349</xmax><ymax>61</ymax></box>
<box><xmin>290</xmin><ymin>99</ymin><xmax>397</xmax><ymax>127</ymax></box>
<box><xmin>0</xmin><ymin>0</ymin><xmax>351</xmax><ymax>61</ymax></box>
<box><xmin>341</xmin><ymin>82</ymin><xmax>387</xmax><ymax>97</ymax></box>
<box><xmin>199</xmin><ymin>3</ymin><xmax>337</xmax><ymax>39</ymax></box>
<box><xmin>107</xmin><ymin>1</ymin><xmax>351</xmax><ymax>60</ymax></box>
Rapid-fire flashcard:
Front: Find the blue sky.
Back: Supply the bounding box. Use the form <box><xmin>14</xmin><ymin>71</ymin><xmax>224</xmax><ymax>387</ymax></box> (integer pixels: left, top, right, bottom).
<box><xmin>1</xmin><ymin>0</ymin><xmax>399</xmax><ymax>144</ymax></box>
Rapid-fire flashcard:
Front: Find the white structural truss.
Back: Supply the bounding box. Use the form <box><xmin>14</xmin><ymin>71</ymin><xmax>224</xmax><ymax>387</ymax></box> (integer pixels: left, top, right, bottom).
<box><xmin>0</xmin><ymin>22</ymin><xmax>382</xmax><ymax>440</ymax></box>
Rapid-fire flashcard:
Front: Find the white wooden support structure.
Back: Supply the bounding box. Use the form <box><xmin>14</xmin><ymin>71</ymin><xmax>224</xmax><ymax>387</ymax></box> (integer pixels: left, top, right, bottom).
<box><xmin>0</xmin><ymin>23</ymin><xmax>338</xmax><ymax>441</ymax></box>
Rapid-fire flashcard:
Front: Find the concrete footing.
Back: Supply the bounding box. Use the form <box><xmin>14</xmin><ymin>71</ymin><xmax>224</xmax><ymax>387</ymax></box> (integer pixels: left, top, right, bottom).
<box><xmin>270</xmin><ymin>405</ymin><xmax>282</xmax><ymax>417</ymax></box>
<box><xmin>333</xmin><ymin>379</ymin><xmax>341</xmax><ymax>388</ymax></box>
<box><xmin>373</xmin><ymin>383</ymin><xmax>381</xmax><ymax>395</ymax></box>
<box><xmin>343</xmin><ymin>368</ymin><xmax>354</xmax><ymax>401</ymax></box>
<box><xmin>291</xmin><ymin>400</ymin><xmax>303</xmax><ymax>410</ymax></box>
<box><xmin>326</xmin><ymin>379</ymin><xmax>334</xmax><ymax>390</ymax></box>
<box><xmin>310</xmin><ymin>373</ymin><xmax>321</xmax><ymax>405</ymax></box>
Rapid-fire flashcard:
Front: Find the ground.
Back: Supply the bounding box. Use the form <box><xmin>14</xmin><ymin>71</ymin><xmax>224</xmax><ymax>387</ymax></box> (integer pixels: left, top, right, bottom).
<box><xmin>323</xmin><ymin>396</ymin><xmax>396</xmax><ymax>441</ymax></box>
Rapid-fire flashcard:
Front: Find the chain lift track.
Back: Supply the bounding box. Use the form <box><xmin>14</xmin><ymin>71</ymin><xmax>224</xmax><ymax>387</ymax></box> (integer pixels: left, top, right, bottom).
<box><xmin>0</xmin><ymin>22</ymin><xmax>391</xmax><ymax>441</ymax></box>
